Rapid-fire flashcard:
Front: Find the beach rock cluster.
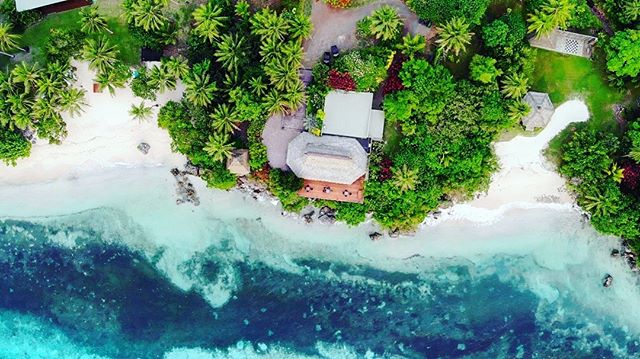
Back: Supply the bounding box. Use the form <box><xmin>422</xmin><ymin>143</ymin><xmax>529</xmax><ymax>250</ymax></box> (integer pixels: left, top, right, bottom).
<box><xmin>610</xmin><ymin>241</ymin><xmax>639</xmax><ymax>272</ymax></box>
<box><xmin>236</xmin><ymin>177</ymin><xmax>272</xmax><ymax>202</ymax></box>
<box><xmin>137</xmin><ymin>142</ymin><xmax>150</xmax><ymax>154</ymax></box>
<box><xmin>318</xmin><ymin>206</ymin><xmax>336</xmax><ymax>224</ymax></box>
<box><xmin>369</xmin><ymin>232</ymin><xmax>382</xmax><ymax>241</ymax></box>
<box><xmin>171</xmin><ymin>166</ymin><xmax>200</xmax><ymax>206</ymax></box>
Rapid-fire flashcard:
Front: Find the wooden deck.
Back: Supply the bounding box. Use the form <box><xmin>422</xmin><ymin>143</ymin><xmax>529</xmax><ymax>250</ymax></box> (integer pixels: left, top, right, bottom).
<box><xmin>298</xmin><ymin>176</ymin><xmax>365</xmax><ymax>203</ymax></box>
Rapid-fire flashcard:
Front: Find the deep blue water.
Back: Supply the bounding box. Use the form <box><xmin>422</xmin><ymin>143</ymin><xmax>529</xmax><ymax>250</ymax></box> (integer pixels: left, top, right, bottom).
<box><xmin>0</xmin><ymin>216</ymin><xmax>638</xmax><ymax>358</ymax></box>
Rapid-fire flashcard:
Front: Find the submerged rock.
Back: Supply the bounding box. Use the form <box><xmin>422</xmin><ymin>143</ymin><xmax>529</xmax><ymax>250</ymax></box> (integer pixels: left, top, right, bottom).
<box><xmin>603</xmin><ymin>274</ymin><xmax>613</xmax><ymax>288</ymax></box>
<box><xmin>369</xmin><ymin>232</ymin><xmax>382</xmax><ymax>241</ymax></box>
<box><xmin>183</xmin><ymin>162</ymin><xmax>200</xmax><ymax>176</ymax></box>
<box><xmin>137</xmin><ymin>142</ymin><xmax>150</xmax><ymax>154</ymax></box>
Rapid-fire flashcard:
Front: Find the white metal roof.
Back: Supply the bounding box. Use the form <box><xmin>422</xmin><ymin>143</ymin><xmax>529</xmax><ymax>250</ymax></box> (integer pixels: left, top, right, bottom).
<box><xmin>16</xmin><ymin>0</ymin><xmax>66</xmax><ymax>11</ymax></box>
<box><xmin>322</xmin><ymin>91</ymin><xmax>374</xmax><ymax>139</ymax></box>
<box><xmin>369</xmin><ymin>110</ymin><xmax>385</xmax><ymax>141</ymax></box>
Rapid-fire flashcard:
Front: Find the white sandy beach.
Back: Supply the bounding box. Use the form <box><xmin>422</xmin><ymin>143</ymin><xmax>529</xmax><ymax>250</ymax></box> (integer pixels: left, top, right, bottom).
<box><xmin>0</xmin><ymin>61</ymin><xmax>185</xmax><ymax>186</ymax></box>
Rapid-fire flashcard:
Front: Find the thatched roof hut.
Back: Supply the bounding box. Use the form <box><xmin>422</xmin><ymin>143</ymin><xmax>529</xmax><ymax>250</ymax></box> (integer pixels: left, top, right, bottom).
<box><xmin>286</xmin><ymin>132</ymin><xmax>367</xmax><ymax>184</ymax></box>
<box><xmin>226</xmin><ymin>149</ymin><xmax>250</xmax><ymax>176</ymax></box>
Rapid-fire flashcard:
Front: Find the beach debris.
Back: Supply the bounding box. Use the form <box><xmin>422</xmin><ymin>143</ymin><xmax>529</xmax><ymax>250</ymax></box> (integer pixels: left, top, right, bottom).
<box><xmin>303</xmin><ymin>210</ymin><xmax>315</xmax><ymax>224</ymax></box>
<box><xmin>171</xmin><ymin>167</ymin><xmax>200</xmax><ymax>206</ymax></box>
<box><xmin>369</xmin><ymin>232</ymin><xmax>382</xmax><ymax>241</ymax></box>
<box><xmin>603</xmin><ymin>274</ymin><xmax>613</xmax><ymax>288</ymax></box>
<box><xmin>137</xmin><ymin>142</ymin><xmax>150</xmax><ymax>154</ymax></box>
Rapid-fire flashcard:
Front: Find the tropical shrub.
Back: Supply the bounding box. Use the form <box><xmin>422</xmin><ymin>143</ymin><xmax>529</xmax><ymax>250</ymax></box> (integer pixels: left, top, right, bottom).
<box><xmin>325</xmin><ymin>0</ymin><xmax>351</xmax><ymax>9</ymax></box>
<box><xmin>131</xmin><ymin>67</ymin><xmax>159</xmax><ymax>100</ymax></box>
<box><xmin>327</xmin><ymin>69</ymin><xmax>357</xmax><ymax>91</ymax></box>
<box><xmin>469</xmin><ymin>55</ymin><xmax>502</xmax><ymax>84</ymax></box>
<box><xmin>268</xmin><ymin>169</ymin><xmax>307</xmax><ymax>212</ymax></box>
<box><xmin>0</xmin><ymin>0</ymin><xmax>42</xmax><ymax>32</ymax></box>
<box><xmin>335</xmin><ymin>47</ymin><xmax>390</xmax><ymax>91</ymax></box>
<box><xmin>605</xmin><ymin>30</ymin><xmax>640</xmax><ymax>80</ymax></box>
<box><xmin>406</xmin><ymin>0</ymin><xmax>491</xmax><ymax>25</ymax></box>
<box><xmin>45</xmin><ymin>29</ymin><xmax>86</xmax><ymax>64</ymax></box>
<box><xmin>0</xmin><ymin>127</ymin><xmax>31</xmax><ymax>166</ymax></box>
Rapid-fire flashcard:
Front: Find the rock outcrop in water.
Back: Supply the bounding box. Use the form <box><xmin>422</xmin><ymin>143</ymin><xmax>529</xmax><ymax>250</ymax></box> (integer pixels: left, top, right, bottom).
<box><xmin>603</xmin><ymin>274</ymin><xmax>613</xmax><ymax>288</ymax></box>
<box><xmin>171</xmin><ymin>165</ymin><xmax>200</xmax><ymax>206</ymax></box>
<box><xmin>137</xmin><ymin>143</ymin><xmax>150</xmax><ymax>154</ymax></box>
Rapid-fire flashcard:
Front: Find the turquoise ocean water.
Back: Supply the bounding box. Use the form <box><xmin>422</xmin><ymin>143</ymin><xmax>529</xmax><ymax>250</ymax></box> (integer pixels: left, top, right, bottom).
<box><xmin>0</xmin><ymin>168</ymin><xmax>639</xmax><ymax>358</ymax></box>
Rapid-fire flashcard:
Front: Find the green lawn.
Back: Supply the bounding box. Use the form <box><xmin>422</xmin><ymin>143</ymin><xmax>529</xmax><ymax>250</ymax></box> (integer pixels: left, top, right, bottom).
<box><xmin>531</xmin><ymin>50</ymin><xmax>625</xmax><ymax>160</ymax></box>
<box><xmin>531</xmin><ymin>50</ymin><xmax>624</xmax><ymax>131</ymax></box>
<box><xmin>20</xmin><ymin>7</ymin><xmax>141</xmax><ymax>65</ymax></box>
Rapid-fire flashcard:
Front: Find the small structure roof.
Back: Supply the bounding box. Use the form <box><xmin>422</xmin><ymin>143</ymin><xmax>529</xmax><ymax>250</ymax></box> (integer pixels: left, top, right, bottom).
<box><xmin>522</xmin><ymin>92</ymin><xmax>555</xmax><ymax>131</ymax></box>
<box><xmin>16</xmin><ymin>0</ymin><xmax>66</xmax><ymax>11</ymax></box>
<box><xmin>529</xmin><ymin>29</ymin><xmax>597</xmax><ymax>58</ymax></box>
<box><xmin>369</xmin><ymin>110</ymin><xmax>385</xmax><ymax>141</ymax></box>
<box><xmin>226</xmin><ymin>149</ymin><xmax>250</xmax><ymax>176</ymax></box>
<box><xmin>322</xmin><ymin>91</ymin><xmax>385</xmax><ymax>140</ymax></box>
<box><xmin>286</xmin><ymin>132</ymin><xmax>368</xmax><ymax>184</ymax></box>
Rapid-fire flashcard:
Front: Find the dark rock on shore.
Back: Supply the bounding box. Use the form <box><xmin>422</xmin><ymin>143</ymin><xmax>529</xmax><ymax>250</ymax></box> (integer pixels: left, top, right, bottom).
<box><xmin>137</xmin><ymin>142</ymin><xmax>150</xmax><ymax>154</ymax></box>
<box><xmin>171</xmin><ymin>165</ymin><xmax>200</xmax><ymax>206</ymax></box>
<box><xmin>388</xmin><ymin>229</ymin><xmax>400</xmax><ymax>238</ymax></box>
<box><xmin>303</xmin><ymin>211</ymin><xmax>315</xmax><ymax>224</ymax></box>
<box><xmin>603</xmin><ymin>274</ymin><xmax>613</xmax><ymax>288</ymax></box>
<box><xmin>369</xmin><ymin>232</ymin><xmax>382</xmax><ymax>241</ymax></box>
<box><xmin>318</xmin><ymin>206</ymin><xmax>336</xmax><ymax>224</ymax></box>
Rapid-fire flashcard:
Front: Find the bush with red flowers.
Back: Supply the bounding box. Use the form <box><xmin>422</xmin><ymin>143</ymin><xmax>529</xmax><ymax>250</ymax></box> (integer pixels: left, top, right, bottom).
<box><xmin>377</xmin><ymin>157</ymin><xmax>394</xmax><ymax>181</ymax></box>
<box><xmin>622</xmin><ymin>162</ymin><xmax>640</xmax><ymax>194</ymax></box>
<box><xmin>328</xmin><ymin>69</ymin><xmax>357</xmax><ymax>91</ymax></box>
<box><xmin>382</xmin><ymin>54</ymin><xmax>406</xmax><ymax>95</ymax></box>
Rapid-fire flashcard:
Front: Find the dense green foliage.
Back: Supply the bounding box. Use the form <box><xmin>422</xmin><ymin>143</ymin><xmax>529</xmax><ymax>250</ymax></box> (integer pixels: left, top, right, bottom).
<box><xmin>406</xmin><ymin>0</ymin><xmax>490</xmax><ymax>25</ymax></box>
<box><xmin>559</xmin><ymin>124</ymin><xmax>640</xmax><ymax>250</ymax></box>
<box><xmin>605</xmin><ymin>30</ymin><xmax>640</xmax><ymax>80</ymax></box>
<box><xmin>0</xmin><ymin>127</ymin><xmax>31</xmax><ymax>165</ymax></box>
<box><xmin>267</xmin><ymin>169</ymin><xmax>307</xmax><ymax>212</ymax></box>
<box><xmin>334</xmin><ymin>47</ymin><xmax>391</xmax><ymax>92</ymax></box>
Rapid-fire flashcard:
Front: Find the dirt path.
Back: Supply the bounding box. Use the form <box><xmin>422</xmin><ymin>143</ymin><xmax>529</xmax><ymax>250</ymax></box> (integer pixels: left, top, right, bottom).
<box><xmin>302</xmin><ymin>0</ymin><xmax>422</xmax><ymax>67</ymax></box>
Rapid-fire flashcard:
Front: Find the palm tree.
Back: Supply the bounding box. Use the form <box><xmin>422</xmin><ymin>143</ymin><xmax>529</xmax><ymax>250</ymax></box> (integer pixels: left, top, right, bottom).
<box><xmin>130</xmin><ymin>0</ymin><xmax>167</xmax><ymax>32</ymax></box>
<box><xmin>369</xmin><ymin>5</ymin><xmax>403</xmax><ymax>42</ymax></box>
<box><xmin>12</xmin><ymin>108</ymin><xmax>33</xmax><ymax>131</ymax></box>
<box><xmin>283</xmin><ymin>81</ymin><xmax>305</xmax><ymax>113</ymax></box>
<box><xmin>501</xmin><ymin>72</ymin><xmax>529</xmax><ymax>99</ymax></box>
<box><xmin>287</xmin><ymin>12</ymin><xmax>312</xmax><ymax>41</ymax></box>
<box><xmin>149</xmin><ymin>65</ymin><xmax>176</xmax><ymax>93</ymax></box>
<box><xmin>250</xmin><ymin>8</ymin><xmax>289</xmax><ymax>42</ymax></box>
<box><xmin>580</xmin><ymin>189</ymin><xmax>617</xmax><ymax>217</ymax></box>
<box><xmin>235</xmin><ymin>0</ymin><xmax>250</xmax><ymax>19</ymax></box>
<box><xmin>36</xmin><ymin>72</ymin><xmax>64</xmax><ymax>99</ymax></box>
<box><xmin>507</xmin><ymin>100</ymin><xmax>531</xmax><ymax>123</ymax></box>
<box><xmin>398</xmin><ymin>34</ymin><xmax>426</xmax><ymax>58</ymax></box>
<box><xmin>33</xmin><ymin>97</ymin><xmax>58</xmax><ymax>122</ymax></box>
<box><xmin>210</xmin><ymin>104</ymin><xmax>240</xmax><ymax>134</ymax></box>
<box><xmin>392</xmin><ymin>164</ymin><xmax>419</xmax><ymax>192</ymax></box>
<box><xmin>622</xmin><ymin>0</ymin><xmax>640</xmax><ymax>23</ymax></box>
<box><xmin>79</xmin><ymin>6</ymin><xmax>112</xmax><ymax>34</ymax></box>
<box><xmin>192</xmin><ymin>2</ymin><xmax>227</xmax><ymax>42</ymax></box>
<box><xmin>58</xmin><ymin>88</ymin><xmax>87</xmax><ymax>117</ymax></box>
<box><xmin>203</xmin><ymin>132</ymin><xmax>233</xmax><ymax>162</ymax></box>
<box><xmin>82</xmin><ymin>36</ymin><xmax>119</xmax><ymax>74</ymax></box>
<box><xmin>626</xmin><ymin>147</ymin><xmax>640</xmax><ymax>163</ymax></box>
<box><xmin>0</xmin><ymin>23</ymin><xmax>23</xmax><ymax>57</ymax></box>
<box><xmin>129</xmin><ymin>102</ymin><xmax>154</xmax><ymax>121</ymax></box>
<box><xmin>263</xmin><ymin>56</ymin><xmax>299</xmax><ymax>91</ymax></box>
<box><xmin>11</xmin><ymin>62</ymin><xmax>40</xmax><ymax>94</ymax></box>
<box><xmin>605</xmin><ymin>163</ymin><xmax>625</xmax><ymax>183</ymax></box>
<box><xmin>214</xmin><ymin>33</ymin><xmax>247</xmax><ymax>73</ymax></box>
<box><xmin>281</xmin><ymin>40</ymin><xmax>303</xmax><ymax>66</ymax></box>
<box><xmin>184</xmin><ymin>61</ymin><xmax>217</xmax><ymax>107</ymax></box>
<box><xmin>527</xmin><ymin>0</ymin><xmax>574</xmax><ymax>37</ymax></box>
<box><xmin>162</xmin><ymin>56</ymin><xmax>189</xmax><ymax>80</ymax></box>
<box><xmin>263</xmin><ymin>89</ymin><xmax>288</xmax><ymax>115</ymax></box>
<box><xmin>436</xmin><ymin>17</ymin><xmax>474</xmax><ymax>58</ymax></box>
<box><xmin>95</xmin><ymin>69</ymin><xmax>127</xmax><ymax>96</ymax></box>
<box><xmin>249</xmin><ymin>76</ymin><xmax>267</xmax><ymax>97</ymax></box>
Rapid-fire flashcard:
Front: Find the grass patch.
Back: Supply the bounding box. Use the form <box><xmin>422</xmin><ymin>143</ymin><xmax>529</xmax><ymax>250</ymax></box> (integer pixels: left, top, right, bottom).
<box><xmin>20</xmin><ymin>7</ymin><xmax>140</xmax><ymax>65</ymax></box>
<box><xmin>531</xmin><ymin>50</ymin><xmax>625</xmax><ymax>160</ymax></box>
